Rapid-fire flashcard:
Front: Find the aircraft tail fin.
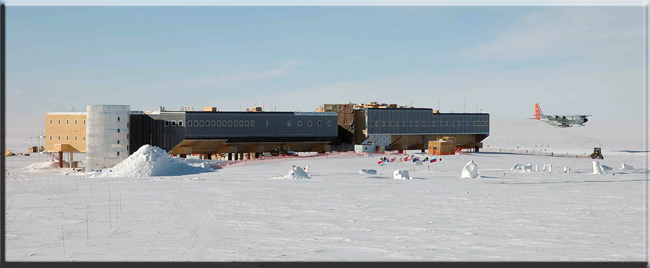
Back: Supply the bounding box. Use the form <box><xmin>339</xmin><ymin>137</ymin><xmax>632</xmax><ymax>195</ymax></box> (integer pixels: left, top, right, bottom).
<box><xmin>534</xmin><ymin>103</ymin><xmax>543</xmax><ymax>119</ymax></box>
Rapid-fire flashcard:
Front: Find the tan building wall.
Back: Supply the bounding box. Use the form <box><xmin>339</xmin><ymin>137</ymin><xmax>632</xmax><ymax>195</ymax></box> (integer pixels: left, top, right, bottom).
<box><xmin>45</xmin><ymin>113</ymin><xmax>87</xmax><ymax>153</ymax></box>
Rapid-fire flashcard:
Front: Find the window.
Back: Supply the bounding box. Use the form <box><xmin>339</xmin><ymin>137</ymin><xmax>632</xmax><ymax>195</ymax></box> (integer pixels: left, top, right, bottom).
<box><xmin>66</xmin><ymin>136</ymin><xmax>69</xmax><ymax>141</ymax></box>
<box><xmin>58</xmin><ymin>136</ymin><xmax>61</xmax><ymax>141</ymax></box>
<box><xmin>118</xmin><ymin>117</ymin><xmax>120</xmax><ymax>121</ymax></box>
<box><xmin>188</xmin><ymin>120</ymin><xmax>193</xmax><ymax>127</ymax></box>
<box><xmin>307</xmin><ymin>121</ymin><xmax>312</xmax><ymax>127</ymax></box>
<box><xmin>49</xmin><ymin>119</ymin><xmax>52</xmax><ymax>125</ymax></box>
<box><xmin>287</xmin><ymin>121</ymin><xmax>292</xmax><ymax>127</ymax></box>
<box><xmin>83</xmin><ymin>119</ymin><xmax>86</xmax><ymax>125</ymax></box>
<box><xmin>117</xmin><ymin>140</ymin><xmax>120</xmax><ymax>144</ymax></box>
<box><xmin>452</xmin><ymin>121</ymin><xmax>455</xmax><ymax>126</ymax></box>
<box><xmin>318</xmin><ymin>121</ymin><xmax>322</xmax><ymax>127</ymax></box>
<box><xmin>217</xmin><ymin>121</ymin><xmax>221</xmax><ymax>127</ymax></box>
<box><xmin>127</xmin><ymin>145</ymin><xmax>129</xmax><ymax>151</ymax></box>
<box><xmin>266</xmin><ymin>121</ymin><xmax>269</xmax><ymax>127</ymax></box>
<box><xmin>239</xmin><ymin>120</ymin><xmax>243</xmax><ymax>127</ymax></box>
<box><xmin>205</xmin><ymin>120</ymin><xmax>210</xmax><ymax>126</ymax></box>
<box><xmin>118</xmin><ymin>129</ymin><xmax>121</xmax><ymax>133</ymax></box>
<box><xmin>75</xmin><ymin>119</ymin><xmax>78</xmax><ymax>125</ymax></box>
<box><xmin>165</xmin><ymin>121</ymin><xmax>170</xmax><ymax>127</ymax></box>
<box><xmin>58</xmin><ymin>119</ymin><xmax>61</xmax><ymax>125</ymax></box>
<box><xmin>245</xmin><ymin>121</ymin><xmax>249</xmax><ymax>127</ymax></box>
<box><xmin>83</xmin><ymin>136</ymin><xmax>85</xmax><ymax>141</ymax></box>
<box><xmin>211</xmin><ymin>120</ymin><xmax>216</xmax><ymax>127</ymax></box>
<box><xmin>382</xmin><ymin>121</ymin><xmax>385</xmax><ymax>127</ymax></box>
<box><xmin>402</xmin><ymin>121</ymin><xmax>406</xmax><ymax>127</ymax></box>
<box><xmin>75</xmin><ymin>136</ymin><xmax>77</xmax><ymax>141</ymax></box>
<box><xmin>251</xmin><ymin>120</ymin><xmax>255</xmax><ymax>127</ymax></box>
<box><xmin>388</xmin><ymin>121</ymin><xmax>392</xmax><ymax>127</ymax></box>
<box><xmin>171</xmin><ymin>121</ymin><xmax>176</xmax><ymax>127</ymax></box>
<box><xmin>127</xmin><ymin>122</ymin><xmax>129</xmax><ymax>127</ymax></box>
<box><xmin>178</xmin><ymin>120</ymin><xmax>183</xmax><ymax>126</ymax></box>
<box><xmin>117</xmin><ymin>151</ymin><xmax>120</xmax><ymax>156</ymax></box>
<box><xmin>126</xmin><ymin>134</ymin><xmax>128</xmax><ymax>139</ymax></box>
<box><xmin>374</xmin><ymin>121</ymin><xmax>378</xmax><ymax>127</ymax></box>
<box><xmin>194</xmin><ymin>120</ymin><xmax>198</xmax><ymax>126</ymax></box>
<box><xmin>297</xmin><ymin>121</ymin><xmax>302</xmax><ymax>127</ymax></box>
<box><xmin>409</xmin><ymin>121</ymin><xmax>412</xmax><ymax>127</ymax></box>
<box><xmin>327</xmin><ymin>121</ymin><xmax>332</xmax><ymax>126</ymax></box>
<box><xmin>66</xmin><ymin>119</ymin><xmax>69</xmax><ymax>125</ymax></box>
<box><xmin>423</xmin><ymin>121</ymin><xmax>426</xmax><ymax>127</ymax></box>
<box><xmin>228</xmin><ymin>120</ymin><xmax>232</xmax><ymax>126</ymax></box>
<box><xmin>234</xmin><ymin>121</ymin><xmax>238</xmax><ymax>127</ymax></box>
<box><xmin>199</xmin><ymin>121</ymin><xmax>204</xmax><ymax>127</ymax></box>
<box><xmin>49</xmin><ymin>136</ymin><xmax>52</xmax><ymax>141</ymax></box>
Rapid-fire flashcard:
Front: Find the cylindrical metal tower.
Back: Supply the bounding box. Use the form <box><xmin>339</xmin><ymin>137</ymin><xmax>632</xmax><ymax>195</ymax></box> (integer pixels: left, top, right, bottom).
<box><xmin>86</xmin><ymin>105</ymin><xmax>130</xmax><ymax>169</ymax></box>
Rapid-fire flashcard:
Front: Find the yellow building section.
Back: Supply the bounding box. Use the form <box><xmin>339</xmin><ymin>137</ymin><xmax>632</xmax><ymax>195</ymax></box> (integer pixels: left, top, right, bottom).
<box><xmin>45</xmin><ymin>113</ymin><xmax>87</xmax><ymax>153</ymax></box>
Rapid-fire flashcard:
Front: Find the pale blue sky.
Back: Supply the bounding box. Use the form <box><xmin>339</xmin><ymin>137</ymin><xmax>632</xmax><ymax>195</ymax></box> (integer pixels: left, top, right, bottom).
<box><xmin>6</xmin><ymin>6</ymin><xmax>646</xmax><ymax>121</ymax></box>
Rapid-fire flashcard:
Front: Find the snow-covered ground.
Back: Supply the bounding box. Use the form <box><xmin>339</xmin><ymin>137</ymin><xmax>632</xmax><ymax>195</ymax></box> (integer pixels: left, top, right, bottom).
<box><xmin>4</xmin><ymin>119</ymin><xmax>647</xmax><ymax>261</ymax></box>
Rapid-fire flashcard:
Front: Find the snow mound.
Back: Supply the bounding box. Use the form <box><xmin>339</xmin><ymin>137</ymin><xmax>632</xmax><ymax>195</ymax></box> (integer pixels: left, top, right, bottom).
<box><xmin>513</xmin><ymin>163</ymin><xmax>533</xmax><ymax>172</ymax></box>
<box><xmin>285</xmin><ymin>165</ymin><xmax>311</xmax><ymax>179</ymax></box>
<box><xmin>600</xmin><ymin>165</ymin><xmax>613</xmax><ymax>171</ymax></box>
<box><xmin>620</xmin><ymin>163</ymin><xmax>634</xmax><ymax>170</ymax></box>
<box><xmin>461</xmin><ymin>160</ymin><xmax>479</xmax><ymax>179</ymax></box>
<box><xmin>91</xmin><ymin>145</ymin><xmax>214</xmax><ymax>178</ymax></box>
<box><xmin>23</xmin><ymin>161</ymin><xmax>58</xmax><ymax>170</ymax></box>
<box><xmin>359</xmin><ymin>169</ymin><xmax>378</xmax><ymax>175</ymax></box>
<box><xmin>511</xmin><ymin>164</ymin><xmax>521</xmax><ymax>171</ymax></box>
<box><xmin>392</xmin><ymin>169</ymin><xmax>410</xmax><ymax>180</ymax></box>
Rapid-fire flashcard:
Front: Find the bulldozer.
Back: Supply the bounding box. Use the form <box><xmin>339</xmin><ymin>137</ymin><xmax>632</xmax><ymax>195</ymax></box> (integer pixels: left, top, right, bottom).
<box><xmin>590</xmin><ymin>147</ymin><xmax>604</xmax><ymax>159</ymax></box>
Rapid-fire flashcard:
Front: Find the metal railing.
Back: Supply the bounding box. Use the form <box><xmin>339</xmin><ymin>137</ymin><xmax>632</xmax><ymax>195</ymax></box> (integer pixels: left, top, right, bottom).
<box><xmin>479</xmin><ymin>148</ymin><xmax>593</xmax><ymax>159</ymax></box>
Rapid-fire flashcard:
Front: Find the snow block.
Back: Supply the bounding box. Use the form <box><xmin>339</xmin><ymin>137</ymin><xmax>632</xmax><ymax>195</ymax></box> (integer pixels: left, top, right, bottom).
<box><xmin>461</xmin><ymin>160</ymin><xmax>479</xmax><ymax>179</ymax></box>
<box><xmin>522</xmin><ymin>164</ymin><xmax>533</xmax><ymax>172</ymax></box>
<box><xmin>392</xmin><ymin>169</ymin><xmax>410</xmax><ymax>180</ymax></box>
<box><xmin>359</xmin><ymin>169</ymin><xmax>378</xmax><ymax>175</ymax></box>
<box><xmin>593</xmin><ymin>161</ymin><xmax>604</xmax><ymax>174</ymax></box>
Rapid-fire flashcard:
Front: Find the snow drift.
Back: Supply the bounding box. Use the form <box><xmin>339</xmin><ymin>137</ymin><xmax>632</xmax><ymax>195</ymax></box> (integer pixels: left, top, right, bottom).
<box><xmin>359</xmin><ymin>169</ymin><xmax>378</xmax><ymax>175</ymax></box>
<box><xmin>23</xmin><ymin>161</ymin><xmax>58</xmax><ymax>170</ymax></box>
<box><xmin>91</xmin><ymin>145</ymin><xmax>216</xmax><ymax>178</ymax></box>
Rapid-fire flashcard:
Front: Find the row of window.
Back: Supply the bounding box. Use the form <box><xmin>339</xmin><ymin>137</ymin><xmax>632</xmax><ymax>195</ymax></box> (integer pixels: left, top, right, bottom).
<box><xmin>164</xmin><ymin>120</ymin><xmax>334</xmax><ymax>128</ymax></box>
<box><xmin>50</xmin><ymin>135</ymin><xmax>85</xmax><ymax>141</ymax></box>
<box><xmin>50</xmin><ymin>119</ymin><xmax>86</xmax><ymax>125</ymax></box>
<box><xmin>373</xmin><ymin>121</ymin><xmax>489</xmax><ymax>127</ymax></box>
<box><xmin>49</xmin><ymin>117</ymin><xmax>126</xmax><ymax>126</ymax></box>
<box><xmin>49</xmin><ymin>133</ymin><xmax>129</xmax><ymax>141</ymax></box>
<box><xmin>287</xmin><ymin>120</ymin><xmax>331</xmax><ymax>127</ymax></box>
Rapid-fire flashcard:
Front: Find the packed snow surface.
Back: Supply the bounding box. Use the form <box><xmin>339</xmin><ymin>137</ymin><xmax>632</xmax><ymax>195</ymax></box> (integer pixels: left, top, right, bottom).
<box><xmin>91</xmin><ymin>145</ymin><xmax>217</xmax><ymax>178</ymax></box>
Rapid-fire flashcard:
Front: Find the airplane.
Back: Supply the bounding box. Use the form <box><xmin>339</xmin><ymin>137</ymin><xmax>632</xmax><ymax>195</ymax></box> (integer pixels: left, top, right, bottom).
<box><xmin>529</xmin><ymin>103</ymin><xmax>590</xmax><ymax>128</ymax></box>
